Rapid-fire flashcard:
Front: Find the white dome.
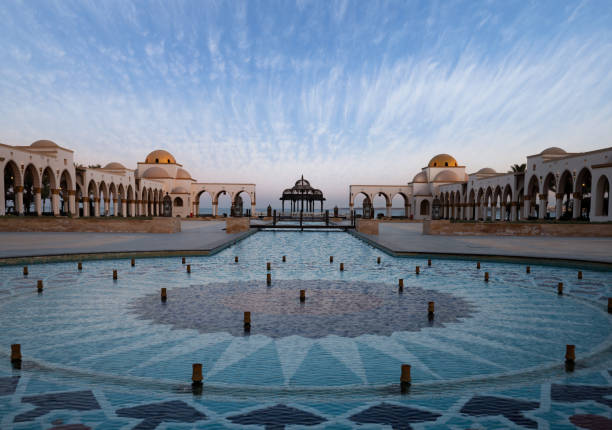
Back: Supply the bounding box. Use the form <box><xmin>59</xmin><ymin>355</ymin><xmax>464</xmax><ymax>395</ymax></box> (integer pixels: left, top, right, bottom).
<box><xmin>433</xmin><ymin>170</ymin><xmax>460</xmax><ymax>182</ymax></box>
<box><xmin>412</xmin><ymin>172</ymin><xmax>427</xmax><ymax>183</ymax></box>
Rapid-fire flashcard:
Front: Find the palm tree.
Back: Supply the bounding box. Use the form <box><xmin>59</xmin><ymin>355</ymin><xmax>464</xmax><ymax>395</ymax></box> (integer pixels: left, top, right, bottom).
<box><xmin>511</xmin><ymin>163</ymin><xmax>526</xmax><ymax>173</ymax></box>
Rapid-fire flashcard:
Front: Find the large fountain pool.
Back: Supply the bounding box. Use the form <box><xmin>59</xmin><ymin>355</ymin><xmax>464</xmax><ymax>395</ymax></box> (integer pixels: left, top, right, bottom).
<box><xmin>0</xmin><ymin>231</ymin><xmax>610</xmax><ymax>429</ymax></box>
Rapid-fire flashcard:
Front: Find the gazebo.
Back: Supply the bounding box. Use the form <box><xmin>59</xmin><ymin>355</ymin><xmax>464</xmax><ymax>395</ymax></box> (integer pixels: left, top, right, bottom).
<box><xmin>280</xmin><ymin>176</ymin><xmax>325</xmax><ymax>213</ymax></box>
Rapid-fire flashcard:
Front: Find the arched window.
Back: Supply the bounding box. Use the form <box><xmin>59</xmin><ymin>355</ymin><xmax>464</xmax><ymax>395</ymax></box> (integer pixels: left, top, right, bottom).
<box><xmin>420</xmin><ymin>200</ymin><xmax>430</xmax><ymax>215</ymax></box>
<box><xmin>173</xmin><ymin>197</ymin><xmax>183</xmax><ymax>207</ymax></box>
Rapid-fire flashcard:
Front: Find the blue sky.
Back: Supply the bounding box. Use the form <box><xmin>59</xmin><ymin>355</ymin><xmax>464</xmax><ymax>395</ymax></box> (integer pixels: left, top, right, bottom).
<box><xmin>1</xmin><ymin>0</ymin><xmax>611</xmax><ymax>207</ymax></box>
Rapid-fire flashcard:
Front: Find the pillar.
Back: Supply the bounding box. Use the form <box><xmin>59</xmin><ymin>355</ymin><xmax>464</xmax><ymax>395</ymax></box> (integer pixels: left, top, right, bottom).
<box><xmin>104</xmin><ymin>199</ymin><xmax>110</xmax><ymax>216</ymax></box>
<box><xmin>0</xmin><ymin>171</ymin><xmax>4</xmax><ymax>215</ymax></box>
<box><xmin>251</xmin><ymin>201</ymin><xmax>256</xmax><ymax>217</ymax></box>
<box><xmin>538</xmin><ymin>194</ymin><xmax>547</xmax><ymax>219</ymax></box>
<box><xmin>51</xmin><ymin>189</ymin><xmax>60</xmax><ymax>216</ymax></box>
<box><xmin>386</xmin><ymin>203</ymin><xmax>392</xmax><ymax>218</ymax></box>
<box><xmin>129</xmin><ymin>200</ymin><xmax>135</xmax><ymax>217</ymax></box>
<box><xmin>111</xmin><ymin>199</ymin><xmax>117</xmax><ymax>216</ymax></box>
<box><xmin>15</xmin><ymin>186</ymin><xmax>24</xmax><ymax>214</ymax></box>
<box><xmin>69</xmin><ymin>190</ymin><xmax>76</xmax><ymax>216</ymax></box>
<box><xmin>212</xmin><ymin>201</ymin><xmax>218</xmax><ymax>217</ymax></box>
<box><xmin>511</xmin><ymin>202</ymin><xmax>518</xmax><ymax>221</ymax></box>
<box><xmin>82</xmin><ymin>197</ymin><xmax>89</xmax><ymax>216</ymax></box>
<box><xmin>555</xmin><ymin>193</ymin><xmax>563</xmax><ymax>220</ymax></box>
<box><xmin>94</xmin><ymin>198</ymin><xmax>100</xmax><ymax>216</ymax></box>
<box><xmin>121</xmin><ymin>199</ymin><xmax>127</xmax><ymax>217</ymax></box>
<box><xmin>523</xmin><ymin>195</ymin><xmax>530</xmax><ymax>219</ymax></box>
<box><xmin>34</xmin><ymin>188</ymin><xmax>42</xmax><ymax>215</ymax></box>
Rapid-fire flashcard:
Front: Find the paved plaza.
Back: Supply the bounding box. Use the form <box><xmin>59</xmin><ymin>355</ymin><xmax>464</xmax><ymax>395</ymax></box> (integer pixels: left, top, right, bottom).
<box><xmin>0</xmin><ymin>220</ymin><xmax>611</xmax><ymax>266</ymax></box>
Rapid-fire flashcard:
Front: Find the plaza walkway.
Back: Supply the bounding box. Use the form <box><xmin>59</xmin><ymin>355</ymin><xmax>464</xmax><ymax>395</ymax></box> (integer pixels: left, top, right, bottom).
<box><xmin>352</xmin><ymin>223</ymin><xmax>612</xmax><ymax>265</ymax></box>
<box><xmin>1</xmin><ymin>220</ymin><xmax>611</xmax><ymax>265</ymax></box>
<box><xmin>0</xmin><ymin>221</ymin><xmax>253</xmax><ymax>260</ymax></box>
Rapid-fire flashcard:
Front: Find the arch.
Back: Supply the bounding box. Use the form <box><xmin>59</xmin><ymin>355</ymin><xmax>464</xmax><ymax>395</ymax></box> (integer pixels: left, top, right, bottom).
<box><xmin>558</xmin><ymin>170</ymin><xmax>573</xmax><ymax>218</ymax></box>
<box><xmin>22</xmin><ymin>164</ymin><xmax>40</xmax><ymax>215</ymax></box>
<box><xmin>420</xmin><ymin>199</ymin><xmax>430</xmax><ymax>216</ymax></box>
<box><xmin>76</xmin><ymin>182</ymin><xmax>84</xmax><ymax>216</ymax></box>
<box><xmin>196</xmin><ymin>190</ymin><xmax>213</xmax><ymax>216</ymax></box>
<box><xmin>118</xmin><ymin>184</ymin><xmax>126</xmax><ymax>216</ymax></box>
<box><xmin>87</xmin><ymin>180</ymin><xmax>97</xmax><ymax>216</ymax></box>
<box><xmin>173</xmin><ymin>196</ymin><xmax>183</xmax><ymax>207</ymax></box>
<box><xmin>391</xmin><ymin>192</ymin><xmax>409</xmax><ymax>217</ymax></box>
<box><xmin>108</xmin><ymin>183</ymin><xmax>117</xmax><ymax>216</ymax></box>
<box><xmin>99</xmin><ymin>181</ymin><xmax>108</xmax><ymax>216</ymax></box>
<box><xmin>373</xmin><ymin>192</ymin><xmax>389</xmax><ymax>218</ymax></box>
<box><xmin>526</xmin><ymin>175</ymin><xmax>540</xmax><ymax>218</ymax></box>
<box><xmin>59</xmin><ymin>170</ymin><xmax>73</xmax><ymax>215</ymax></box>
<box><xmin>502</xmin><ymin>185</ymin><xmax>513</xmax><ymax>221</ymax></box>
<box><xmin>3</xmin><ymin>160</ymin><xmax>21</xmax><ymax>214</ymax></box>
<box><xmin>127</xmin><ymin>185</ymin><xmax>134</xmax><ymax>217</ymax></box>
<box><xmin>233</xmin><ymin>190</ymin><xmax>252</xmax><ymax>217</ymax></box>
<box><xmin>352</xmin><ymin>192</ymin><xmax>371</xmax><ymax>218</ymax></box>
<box><xmin>147</xmin><ymin>188</ymin><xmax>153</xmax><ymax>216</ymax></box>
<box><xmin>595</xmin><ymin>175</ymin><xmax>609</xmax><ymax>217</ymax></box>
<box><xmin>576</xmin><ymin>168</ymin><xmax>592</xmax><ymax>219</ymax></box>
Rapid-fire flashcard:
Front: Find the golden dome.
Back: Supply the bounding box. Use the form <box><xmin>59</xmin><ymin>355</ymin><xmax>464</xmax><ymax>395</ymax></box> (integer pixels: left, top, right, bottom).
<box><xmin>428</xmin><ymin>154</ymin><xmax>458</xmax><ymax>168</ymax></box>
<box><xmin>145</xmin><ymin>150</ymin><xmax>176</xmax><ymax>164</ymax></box>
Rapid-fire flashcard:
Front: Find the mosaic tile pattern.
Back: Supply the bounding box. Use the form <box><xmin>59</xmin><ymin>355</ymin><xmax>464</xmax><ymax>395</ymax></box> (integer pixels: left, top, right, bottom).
<box><xmin>0</xmin><ymin>231</ymin><xmax>610</xmax><ymax>428</ymax></box>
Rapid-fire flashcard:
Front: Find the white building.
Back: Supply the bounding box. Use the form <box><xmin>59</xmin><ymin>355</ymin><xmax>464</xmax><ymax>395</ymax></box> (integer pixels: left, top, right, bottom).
<box><xmin>350</xmin><ymin>147</ymin><xmax>611</xmax><ymax>222</ymax></box>
<box><xmin>1</xmin><ymin>141</ymin><xmax>256</xmax><ymax>218</ymax></box>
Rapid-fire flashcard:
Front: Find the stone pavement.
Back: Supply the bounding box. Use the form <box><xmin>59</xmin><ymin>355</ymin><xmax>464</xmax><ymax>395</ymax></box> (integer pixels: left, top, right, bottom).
<box><xmin>352</xmin><ymin>222</ymin><xmax>612</xmax><ymax>265</ymax></box>
<box><xmin>0</xmin><ymin>220</ymin><xmax>253</xmax><ymax>260</ymax></box>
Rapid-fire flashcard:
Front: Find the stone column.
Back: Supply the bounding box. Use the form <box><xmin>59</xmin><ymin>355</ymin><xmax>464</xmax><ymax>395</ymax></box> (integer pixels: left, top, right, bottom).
<box><xmin>511</xmin><ymin>202</ymin><xmax>518</xmax><ymax>221</ymax></box>
<box><xmin>555</xmin><ymin>193</ymin><xmax>563</xmax><ymax>220</ymax></box>
<box><xmin>69</xmin><ymin>190</ymin><xmax>76</xmax><ymax>217</ymax></box>
<box><xmin>51</xmin><ymin>189</ymin><xmax>60</xmax><ymax>216</ymax></box>
<box><xmin>34</xmin><ymin>188</ymin><xmax>42</xmax><ymax>215</ymax></box>
<box><xmin>121</xmin><ymin>199</ymin><xmax>127</xmax><ymax>217</ymax></box>
<box><xmin>538</xmin><ymin>194</ymin><xmax>547</xmax><ymax>219</ymax></box>
<box><xmin>82</xmin><ymin>197</ymin><xmax>89</xmax><ymax>216</ymax></box>
<box><xmin>386</xmin><ymin>203</ymin><xmax>392</xmax><ymax>218</ymax></box>
<box><xmin>129</xmin><ymin>200</ymin><xmax>135</xmax><ymax>217</ymax></box>
<box><xmin>251</xmin><ymin>201</ymin><xmax>256</xmax><ymax>217</ymax></box>
<box><xmin>103</xmin><ymin>199</ymin><xmax>110</xmax><ymax>216</ymax></box>
<box><xmin>94</xmin><ymin>198</ymin><xmax>100</xmax><ymax>216</ymax></box>
<box><xmin>523</xmin><ymin>196</ymin><xmax>530</xmax><ymax>219</ymax></box>
<box><xmin>212</xmin><ymin>201</ymin><xmax>218</xmax><ymax>217</ymax></box>
<box><xmin>0</xmin><ymin>171</ymin><xmax>4</xmax><ymax>215</ymax></box>
<box><xmin>15</xmin><ymin>186</ymin><xmax>24</xmax><ymax>215</ymax></box>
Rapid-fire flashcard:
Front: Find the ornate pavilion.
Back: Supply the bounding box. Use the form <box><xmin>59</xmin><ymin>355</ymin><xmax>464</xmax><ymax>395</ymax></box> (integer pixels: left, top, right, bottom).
<box><xmin>280</xmin><ymin>176</ymin><xmax>325</xmax><ymax>213</ymax></box>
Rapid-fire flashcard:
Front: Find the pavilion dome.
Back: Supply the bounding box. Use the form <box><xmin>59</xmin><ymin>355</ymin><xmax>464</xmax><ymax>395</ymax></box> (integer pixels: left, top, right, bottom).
<box><xmin>30</xmin><ymin>140</ymin><xmax>59</xmax><ymax>148</ymax></box>
<box><xmin>476</xmin><ymin>167</ymin><xmax>496</xmax><ymax>174</ymax></box>
<box><xmin>176</xmin><ymin>168</ymin><xmax>193</xmax><ymax>180</ymax></box>
<box><xmin>171</xmin><ymin>186</ymin><xmax>189</xmax><ymax>194</ymax></box>
<box><xmin>433</xmin><ymin>170</ymin><xmax>460</xmax><ymax>182</ymax></box>
<box><xmin>428</xmin><ymin>154</ymin><xmax>458</xmax><ymax>167</ymax></box>
<box><xmin>142</xmin><ymin>166</ymin><xmax>172</xmax><ymax>179</ymax></box>
<box><xmin>540</xmin><ymin>147</ymin><xmax>566</xmax><ymax>156</ymax></box>
<box><xmin>145</xmin><ymin>149</ymin><xmax>176</xmax><ymax>164</ymax></box>
<box><xmin>412</xmin><ymin>172</ymin><xmax>427</xmax><ymax>183</ymax></box>
<box><xmin>103</xmin><ymin>162</ymin><xmax>127</xmax><ymax>170</ymax></box>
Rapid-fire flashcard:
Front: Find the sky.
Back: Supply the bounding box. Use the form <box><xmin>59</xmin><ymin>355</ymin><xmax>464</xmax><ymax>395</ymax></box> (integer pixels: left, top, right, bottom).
<box><xmin>1</xmin><ymin>0</ymin><xmax>611</xmax><ymax>207</ymax></box>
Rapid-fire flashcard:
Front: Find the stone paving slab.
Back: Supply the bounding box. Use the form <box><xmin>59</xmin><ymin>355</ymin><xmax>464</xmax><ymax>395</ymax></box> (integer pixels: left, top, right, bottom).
<box><xmin>0</xmin><ymin>220</ymin><xmax>254</xmax><ymax>260</ymax></box>
<box><xmin>352</xmin><ymin>222</ymin><xmax>612</xmax><ymax>265</ymax></box>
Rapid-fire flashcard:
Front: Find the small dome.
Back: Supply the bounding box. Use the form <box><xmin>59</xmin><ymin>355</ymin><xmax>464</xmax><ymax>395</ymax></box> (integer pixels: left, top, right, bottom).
<box><xmin>540</xmin><ymin>147</ymin><xmax>566</xmax><ymax>156</ymax></box>
<box><xmin>176</xmin><ymin>168</ymin><xmax>193</xmax><ymax>180</ymax></box>
<box><xmin>433</xmin><ymin>170</ymin><xmax>460</xmax><ymax>182</ymax></box>
<box><xmin>412</xmin><ymin>172</ymin><xmax>427</xmax><ymax>183</ymax></box>
<box><xmin>141</xmin><ymin>166</ymin><xmax>172</xmax><ymax>179</ymax></box>
<box><xmin>30</xmin><ymin>140</ymin><xmax>59</xmax><ymax>148</ymax></box>
<box><xmin>103</xmin><ymin>162</ymin><xmax>127</xmax><ymax>170</ymax></box>
<box><xmin>145</xmin><ymin>150</ymin><xmax>176</xmax><ymax>164</ymax></box>
<box><xmin>171</xmin><ymin>186</ymin><xmax>189</xmax><ymax>194</ymax></box>
<box><xmin>476</xmin><ymin>167</ymin><xmax>497</xmax><ymax>174</ymax></box>
<box><xmin>428</xmin><ymin>154</ymin><xmax>458</xmax><ymax>168</ymax></box>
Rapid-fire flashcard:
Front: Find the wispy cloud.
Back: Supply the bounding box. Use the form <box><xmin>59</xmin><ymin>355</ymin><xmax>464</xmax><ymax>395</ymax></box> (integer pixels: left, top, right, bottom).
<box><xmin>0</xmin><ymin>0</ymin><xmax>611</xmax><ymax>206</ymax></box>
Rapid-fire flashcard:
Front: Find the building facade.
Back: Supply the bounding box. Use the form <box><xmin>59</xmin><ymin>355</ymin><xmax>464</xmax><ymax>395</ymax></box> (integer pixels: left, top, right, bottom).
<box><xmin>350</xmin><ymin>147</ymin><xmax>611</xmax><ymax>222</ymax></box>
<box><xmin>1</xmin><ymin>140</ymin><xmax>256</xmax><ymax>218</ymax></box>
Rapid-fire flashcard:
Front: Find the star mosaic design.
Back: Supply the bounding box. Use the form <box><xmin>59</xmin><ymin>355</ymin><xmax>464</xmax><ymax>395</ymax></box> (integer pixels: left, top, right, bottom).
<box><xmin>129</xmin><ymin>279</ymin><xmax>475</xmax><ymax>338</ymax></box>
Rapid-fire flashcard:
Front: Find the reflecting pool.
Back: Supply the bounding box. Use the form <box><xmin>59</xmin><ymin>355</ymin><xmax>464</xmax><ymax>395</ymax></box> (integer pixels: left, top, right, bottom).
<box><xmin>0</xmin><ymin>231</ymin><xmax>611</xmax><ymax>429</ymax></box>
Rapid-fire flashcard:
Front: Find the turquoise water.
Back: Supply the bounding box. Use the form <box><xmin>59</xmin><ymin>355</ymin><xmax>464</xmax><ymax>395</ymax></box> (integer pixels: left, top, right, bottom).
<box><xmin>0</xmin><ymin>231</ymin><xmax>611</xmax><ymax>428</ymax></box>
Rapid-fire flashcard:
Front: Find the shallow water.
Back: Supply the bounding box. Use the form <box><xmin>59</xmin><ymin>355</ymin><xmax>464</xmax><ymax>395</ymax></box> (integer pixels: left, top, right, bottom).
<box><xmin>0</xmin><ymin>231</ymin><xmax>611</xmax><ymax>428</ymax></box>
